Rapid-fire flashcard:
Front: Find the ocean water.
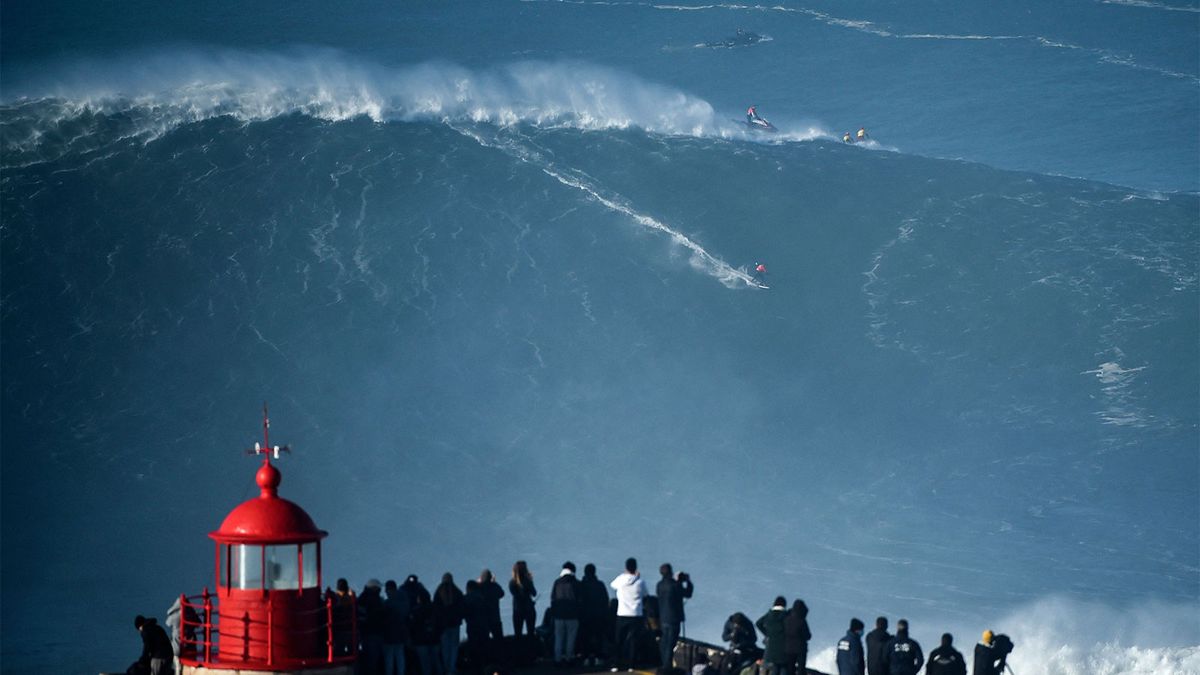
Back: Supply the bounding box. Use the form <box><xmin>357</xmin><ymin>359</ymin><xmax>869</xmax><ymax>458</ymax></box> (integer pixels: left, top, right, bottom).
<box><xmin>1</xmin><ymin>2</ymin><xmax>1198</xmax><ymax>674</ymax></box>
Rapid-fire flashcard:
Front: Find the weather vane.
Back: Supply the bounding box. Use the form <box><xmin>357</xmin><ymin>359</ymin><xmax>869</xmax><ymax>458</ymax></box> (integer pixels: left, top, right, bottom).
<box><xmin>246</xmin><ymin>402</ymin><xmax>291</xmax><ymax>461</ymax></box>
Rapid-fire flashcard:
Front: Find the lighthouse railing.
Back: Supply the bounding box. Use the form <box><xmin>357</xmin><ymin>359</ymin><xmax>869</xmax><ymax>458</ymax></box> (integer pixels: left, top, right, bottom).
<box><xmin>177</xmin><ymin>588</ymin><xmax>357</xmax><ymax>667</ymax></box>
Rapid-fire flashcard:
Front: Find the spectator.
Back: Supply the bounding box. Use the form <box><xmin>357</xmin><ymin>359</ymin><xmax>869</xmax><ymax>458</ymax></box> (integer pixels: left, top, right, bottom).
<box><xmin>479</xmin><ymin>569</ymin><xmax>506</xmax><ymax>642</ymax></box>
<box><xmin>579</xmin><ymin>563</ymin><xmax>610</xmax><ymax>667</ymax></box>
<box><xmin>411</xmin><ymin>584</ymin><xmax>441</xmax><ymax>675</ymax></box>
<box><xmin>551</xmin><ymin>561</ymin><xmax>583</xmax><ymax>665</ymax></box>
<box><xmin>721</xmin><ymin>612</ymin><xmax>758</xmax><ymax>675</ymax></box>
<box><xmin>463</xmin><ymin>580</ymin><xmax>490</xmax><ymax>674</ymax></box>
<box><xmin>884</xmin><ymin>619</ymin><xmax>923</xmax><ymax>675</ymax></box>
<box><xmin>927</xmin><ymin>633</ymin><xmax>966</xmax><ymax>675</ymax></box>
<box><xmin>836</xmin><ymin>618</ymin><xmax>865</xmax><ymax>675</ymax></box>
<box><xmin>657</xmin><ymin>564</ymin><xmax>694</xmax><ymax>673</ymax></box>
<box><xmin>610</xmin><ymin>557</ymin><xmax>649</xmax><ymax>671</ymax></box>
<box><xmin>434</xmin><ymin>573</ymin><xmax>466</xmax><ymax>675</ymax></box>
<box><xmin>509</xmin><ymin>561</ymin><xmax>538</xmax><ymax>637</ymax></box>
<box><xmin>133</xmin><ymin>615</ymin><xmax>173</xmax><ymax>675</ymax></box>
<box><xmin>866</xmin><ymin>618</ymin><xmax>891</xmax><ymax>675</ymax></box>
<box><xmin>328</xmin><ymin>578</ymin><xmax>357</xmax><ymax>657</ymax></box>
<box><xmin>359</xmin><ymin>579</ymin><xmax>386</xmax><ymax>675</ymax></box>
<box><xmin>382</xmin><ymin>580</ymin><xmax>412</xmax><ymax>675</ymax></box>
<box><xmin>755</xmin><ymin>597</ymin><xmax>789</xmax><ymax>675</ymax></box>
<box><xmin>783</xmin><ymin>600</ymin><xmax>811</xmax><ymax>675</ymax></box>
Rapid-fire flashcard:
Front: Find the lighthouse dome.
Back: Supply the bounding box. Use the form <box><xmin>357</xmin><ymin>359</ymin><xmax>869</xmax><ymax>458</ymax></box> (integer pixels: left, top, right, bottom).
<box><xmin>210</xmin><ymin>461</ymin><xmax>327</xmax><ymax>544</ymax></box>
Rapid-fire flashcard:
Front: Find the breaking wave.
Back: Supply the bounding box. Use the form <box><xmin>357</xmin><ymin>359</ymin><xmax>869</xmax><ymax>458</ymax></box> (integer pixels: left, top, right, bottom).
<box><xmin>0</xmin><ymin>51</ymin><xmax>830</xmax><ymax>168</ymax></box>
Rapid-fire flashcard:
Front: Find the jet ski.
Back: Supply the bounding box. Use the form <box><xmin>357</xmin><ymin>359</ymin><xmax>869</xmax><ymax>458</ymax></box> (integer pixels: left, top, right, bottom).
<box><xmin>743</xmin><ymin>116</ymin><xmax>777</xmax><ymax>132</ymax></box>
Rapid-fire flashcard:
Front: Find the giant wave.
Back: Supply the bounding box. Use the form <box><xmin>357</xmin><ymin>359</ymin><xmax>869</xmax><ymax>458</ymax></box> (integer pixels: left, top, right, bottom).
<box><xmin>1</xmin><ymin>53</ymin><xmax>1197</xmax><ymax>674</ymax></box>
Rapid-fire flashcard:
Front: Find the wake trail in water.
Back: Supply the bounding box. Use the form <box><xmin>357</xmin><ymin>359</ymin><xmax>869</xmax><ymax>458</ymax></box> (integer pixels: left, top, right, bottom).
<box><xmin>447</xmin><ymin>122</ymin><xmax>762</xmax><ymax>290</ymax></box>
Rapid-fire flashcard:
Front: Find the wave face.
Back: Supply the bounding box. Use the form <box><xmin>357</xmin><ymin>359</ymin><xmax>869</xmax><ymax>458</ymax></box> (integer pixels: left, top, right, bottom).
<box><xmin>1</xmin><ymin>57</ymin><xmax>1198</xmax><ymax>673</ymax></box>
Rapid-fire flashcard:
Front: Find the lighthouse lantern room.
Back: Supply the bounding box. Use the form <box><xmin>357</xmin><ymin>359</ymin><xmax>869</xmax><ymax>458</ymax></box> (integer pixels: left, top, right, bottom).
<box><xmin>178</xmin><ymin>407</ymin><xmax>354</xmax><ymax>675</ymax></box>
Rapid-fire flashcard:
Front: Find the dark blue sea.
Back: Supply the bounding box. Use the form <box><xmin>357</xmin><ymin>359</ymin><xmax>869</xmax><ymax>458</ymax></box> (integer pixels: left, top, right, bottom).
<box><xmin>2</xmin><ymin>2</ymin><xmax>1198</xmax><ymax>673</ymax></box>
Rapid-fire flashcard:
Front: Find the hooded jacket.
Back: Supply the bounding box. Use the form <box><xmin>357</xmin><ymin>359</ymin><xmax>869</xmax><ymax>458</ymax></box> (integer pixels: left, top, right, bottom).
<box><xmin>783</xmin><ymin>601</ymin><xmax>811</xmax><ymax>656</ymax></box>
<box><xmin>722</xmin><ymin>612</ymin><xmax>757</xmax><ymax>651</ymax></box>
<box><xmin>885</xmin><ymin>629</ymin><xmax>924</xmax><ymax>675</ymax></box>
<box><xmin>551</xmin><ymin>570</ymin><xmax>582</xmax><ymax>620</ymax></box>
<box><xmin>139</xmin><ymin>618</ymin><xmax>174</xmax><ymax>660</ymax></box>
<box><xmin>580</xmin><ymin>571</ymin><xmax>609</xmax><ymax>619</ymax></box>
<box><xmin>609</xmin><ymin>572</ymin><xmax>648</xmax><ymax>617</ymax></box>
<box><xmin>755</xmin><ymin>607</ymin><xmax>788</xmax><ymax>664</ymax></box>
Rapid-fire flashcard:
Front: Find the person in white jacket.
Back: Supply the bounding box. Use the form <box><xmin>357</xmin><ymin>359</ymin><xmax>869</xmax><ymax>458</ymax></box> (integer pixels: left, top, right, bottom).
<box><xmin>610</xmin><ymin>557</ymin><xmax>649</xmax><ymax>671</ymax></box>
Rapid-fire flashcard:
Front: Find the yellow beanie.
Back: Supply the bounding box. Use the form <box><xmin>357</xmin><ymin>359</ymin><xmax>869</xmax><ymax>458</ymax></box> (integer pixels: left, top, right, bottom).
<box><xmin>982</xmin><ymin>630</ymin><xmax>994</xmax><ymax>644</ymax></box>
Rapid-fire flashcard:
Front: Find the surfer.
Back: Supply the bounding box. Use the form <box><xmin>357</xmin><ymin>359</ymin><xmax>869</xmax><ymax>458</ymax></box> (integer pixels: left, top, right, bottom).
<box><xmin>842</xmin><ymin>132</ymin><xmax>853</xmax><ymax>144</ymax></box>
<box><xmin>857</xmin><ymin>127</ymin><xmax>868</xmax><ymax>142</ymax></box>
<box><xmin>752</xmin><ymin>262</ymin><xmax>767</xmax><ymax>285</ymax></box>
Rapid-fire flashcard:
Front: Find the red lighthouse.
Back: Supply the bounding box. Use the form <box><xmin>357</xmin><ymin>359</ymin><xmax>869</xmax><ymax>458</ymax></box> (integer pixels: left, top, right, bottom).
<box><xmin>178</xmin><ymin>408</ymin><xmax>354</xmax><ymax>674</ymax></box>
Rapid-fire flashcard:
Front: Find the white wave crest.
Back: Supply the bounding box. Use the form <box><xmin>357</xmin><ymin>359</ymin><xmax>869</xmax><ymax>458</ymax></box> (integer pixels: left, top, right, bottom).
<box><xmin>806</xmin><ymin>596</ymin><xmax>1200</xmax><ymax>675</ymax></box>
<box><xmin>1</xmin><ymin>50</ymin><xmax>834</xmax><ymax>164</ymax></box>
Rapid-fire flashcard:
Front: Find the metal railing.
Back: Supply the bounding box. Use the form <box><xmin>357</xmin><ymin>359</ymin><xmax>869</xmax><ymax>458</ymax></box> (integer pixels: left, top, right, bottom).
<box><xmin>177</xmin><ymin>588</ymin><xmax>357</xmax><ymax>667</ymax></box>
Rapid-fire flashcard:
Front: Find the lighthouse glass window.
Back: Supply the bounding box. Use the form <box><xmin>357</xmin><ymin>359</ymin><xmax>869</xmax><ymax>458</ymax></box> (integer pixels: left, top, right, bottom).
<box><xmin>225</xmin><ymin>543</ymin><xmax>319</xmax><ymax>590</ymax></box>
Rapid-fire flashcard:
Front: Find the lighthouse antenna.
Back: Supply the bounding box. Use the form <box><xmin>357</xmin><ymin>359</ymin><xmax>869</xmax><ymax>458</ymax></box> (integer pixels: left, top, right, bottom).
<box><xmin>246</xmin><ymin>402</ymin><xmax>291</xmax><ymax>460</ymax></box>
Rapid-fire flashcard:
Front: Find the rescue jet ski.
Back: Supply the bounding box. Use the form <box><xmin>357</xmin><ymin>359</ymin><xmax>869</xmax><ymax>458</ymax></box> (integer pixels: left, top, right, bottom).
<box><xmin>745</xmin><ymin>116</ymin><xmax>777</xmax><ymax>132</ymax></box>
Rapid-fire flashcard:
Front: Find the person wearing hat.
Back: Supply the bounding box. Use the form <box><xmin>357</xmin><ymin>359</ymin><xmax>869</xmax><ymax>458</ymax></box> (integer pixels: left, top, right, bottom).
<box><xmin>884</xmin><ymin>619</ymin><xmax>923</xmax><ymax>675</ymax></box>
<box><xmin>836</xmin><ymin>617</ymin><xmax>865</xmax><ymax>675</ymax></box>
<box><xmin>359</xmin><ymin>579</ymin><xmax>387</xmax><ymax>673</ymax></box>
<box><xmin>926</xmin><ymin>633</ymin><xmax>966</xmax><ymax>675</ymax></box>
<box><xmin>973</xmin><ymin>631</ymin><xmax>998</xmax><ymax>675</ymax></box>
<box><xmin>133</xmin><ymin>614</ymin><xmax>173</xmax><ymax>675</ymax></box>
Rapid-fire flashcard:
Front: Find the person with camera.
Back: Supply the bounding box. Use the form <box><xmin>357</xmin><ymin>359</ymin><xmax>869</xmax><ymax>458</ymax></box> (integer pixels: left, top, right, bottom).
<box><xmin>973</xmin><ymin>631</ymin><xmax>1012</xmax><ymax>675</ymax></box>
<box><xmin>657</xmin><ymin>564</ymin><xmax>694</xmax><ymax>673</ymax></box>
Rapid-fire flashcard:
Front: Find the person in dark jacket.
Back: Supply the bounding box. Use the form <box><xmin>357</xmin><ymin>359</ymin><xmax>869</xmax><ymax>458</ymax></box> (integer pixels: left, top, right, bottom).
<box><xmin>509</xmin><ymin>561</ymin><xmax>538</xmax><ymax>637</ymax></box>
<box><xmin>411</xmin><ymin>586</ymin><xmax>441</xmax><ymax>675</ymax></box>
<box><xmin>359</xmin><ymin>579</ymin><xmax>386</xmax><ymax>675</ymax></box>
<box><xmin>972</xmin><ymin>630</ymin><xmax>1013</xmax><ymax>675</ymax></box>
<box><xmin>382</xmin><ymin>580</ymin><xmax>412</xmax><ymax>675</ymax></box>
<box><xmin>478</xmin><ymin>569</ymin><xmax>506</xmax><ymax>642</ymax></box>
<box><xmin>551</xmin><ymin>561</ymin><xmax>582</xmax><ymax>665</ymax></box>
<box><xmin>836</xmin><ymin>618</ymin><xmax>865</xmax><ymax>675</ymax></box>
<box><xmin>463</xmin><ymin>581</ymin><xmax>490</xmax><ymax>674</ymax></box>
<box><xmin>755</xmin><ymin>597</ymin><xmax>789</xmax><ymax>675</ymax></box>
<box><xmin>656</xmin><ymin>564</ymin><xmax>695</xmax><ymax>672</ymax></box>
<box><xmin>578</xmin><ymin>563</ymin><xmax>609</xmax><ymax>667</ymax></box>
<box><xmin>722</xmin><ymin>612</ymin><xmax>757</xmax><ymax>651</ymax></box>
<box><xmin>134</xmin><ymin>615</ymin><xmax>173</xmax><ymax>675</ymax></box>
<box><xmin>885</xmin><ymin>619</ymin><xmax>923</xmax><ymax>675</ymax></box>
<box><xmin>327</xmin><ymin>578</ymin><xmax>357</xmax><ymax>657</ymax></box>
<box><xmin>927</xmin><ymin>633</ymin><xmax>966</xmax><ymax>675</ymax></box>
<box><xmin>434</xmin><ymin>573</ymin><xmax>466</xmax><ymax>675</ymax></box>
<box><xmin>721</xmin><ymin>612</ymin><xmax>758</xmax><ymax>675</ymax></box>
<box><xmin>783</xmin><ymin>600</ymin><xmax>811</xmax><ymax>675</ymax></box>
<box><xmin>865</xmin><ymin>617</ymin><xmax>892</xmax><ymax>675</ymax></box>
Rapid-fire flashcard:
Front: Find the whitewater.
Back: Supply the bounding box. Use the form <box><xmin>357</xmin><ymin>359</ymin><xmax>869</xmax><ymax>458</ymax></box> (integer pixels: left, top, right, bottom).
<box><xmin>2</xmin><ymin>2</ymin><xmax>1197</xmax><ymax>674</ymax></box>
